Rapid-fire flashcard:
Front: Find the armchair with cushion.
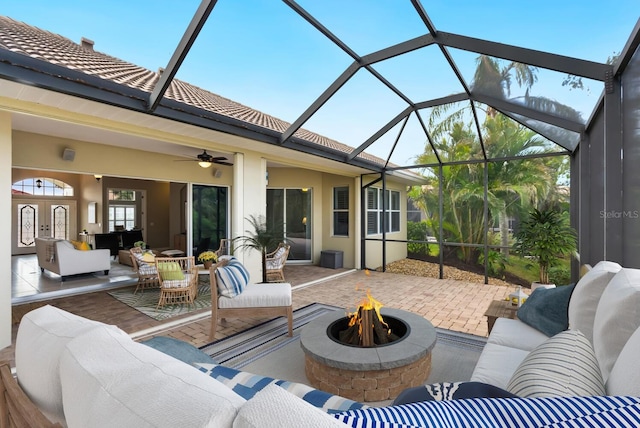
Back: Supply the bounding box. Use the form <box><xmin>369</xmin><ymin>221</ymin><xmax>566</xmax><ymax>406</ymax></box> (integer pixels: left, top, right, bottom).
<box><xmin>155</xmin><ymin>256</ymin><xmax>199</xmax><ymax>309</ymax></box>
<box><xmin>265</xmin><ymin>243</ymin><xmax>290</xmax><ymax>283</ymax></box>
<box><xmin>129</xmin><ymin>247</ymin><xmax>159</xmax><ymax>294</ymax></box>
<box><xmin>209</xmin><ymin>257</ymin><xmax>293</xmax><ymax>340</ymax></box>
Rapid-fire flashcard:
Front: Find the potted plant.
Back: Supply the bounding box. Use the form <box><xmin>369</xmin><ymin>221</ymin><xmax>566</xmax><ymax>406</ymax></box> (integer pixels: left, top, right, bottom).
<box><xmin>233</xmin><ymin>215</ymin><xmax>287</xmax><ymax>283</ymax></box>
<box><xmin>197</xmin><ymin>250</ymin><xmax>218</xmax><ymax>269</ymax></box>
<box><xmin>513</xmin><ymin>208</ymin><xmax>576</xmax><ymax>289</ymax></box>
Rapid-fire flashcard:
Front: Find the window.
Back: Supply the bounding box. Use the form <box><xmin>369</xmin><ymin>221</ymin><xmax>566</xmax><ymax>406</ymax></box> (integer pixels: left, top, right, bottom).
<box><xmin>108</xmin><ymin>205</ymin><xmax>135</xmax><ymax>231</ymax></box>
<box><xmin>12</xmin><ymin>177</ymin><xmax>73</xmax><ymax>196</ymax></box>
<box><xmin>367</xmin><ymin>188</ymin><xmax>401</xmax><ymax>235</ymax></box>
<box><xmin>333</xmin><ymin>186</ymin><xmax>349</xmax><ymax>236</ymax></box>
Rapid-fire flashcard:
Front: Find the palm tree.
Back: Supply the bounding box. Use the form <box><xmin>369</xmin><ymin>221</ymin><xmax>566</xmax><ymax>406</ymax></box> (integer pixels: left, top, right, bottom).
<box><xmin>233</xmin><ymin>215</ymin><xmax>285</xmax><ymax>283</ymax></box>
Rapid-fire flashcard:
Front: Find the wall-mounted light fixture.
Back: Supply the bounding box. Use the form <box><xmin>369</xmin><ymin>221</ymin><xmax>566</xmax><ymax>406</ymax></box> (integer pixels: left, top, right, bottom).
<box><xmin>94</xmin><ymin>174</ymin><xmax>102</xmax><ymax>182</ymax></box>
<box><xmin>35</xmin><ymin>179</ymin><xmax>42</xmax><ymax>188</ymax></box>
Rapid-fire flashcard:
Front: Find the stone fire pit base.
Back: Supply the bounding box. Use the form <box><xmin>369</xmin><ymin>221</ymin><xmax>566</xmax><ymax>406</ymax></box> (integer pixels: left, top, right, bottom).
<box><xmin>304</xmin><ymin>352</ymin><xmax>432</xmax><ymax>402</ymax></box>
<box><xmin>300</xmin><ymin>308</ymin><xmax>436</xmax><ymax>402</ymax></box>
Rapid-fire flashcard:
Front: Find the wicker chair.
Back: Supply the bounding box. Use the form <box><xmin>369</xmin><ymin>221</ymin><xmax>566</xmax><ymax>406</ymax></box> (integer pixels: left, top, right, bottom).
<box><xmin>129</xmin><ymin>247</ymin><xmax>160</xmax><ymax>294</ymax></box>
<box><xmin>265</xmin><ymin>243</ymin><xmax>290</xmax><ymax>283</ymax></box>
<box><xmin>154</xmin><ymin>256</ymin><xmax>199</xmax><ymax>309</ymax></box>
<box><xmin>214</xmin><ymin>238</ymin><xmax>231</xmax><ymax>258</ymax></box>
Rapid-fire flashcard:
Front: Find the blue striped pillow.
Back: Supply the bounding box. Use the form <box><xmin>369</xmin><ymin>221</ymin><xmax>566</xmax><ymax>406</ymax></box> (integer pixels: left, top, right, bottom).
<box><xmin>215</xmin><ymin>260</ymin><xmax>250</xmax><ymax>298</ymax></box>
<box><xmin>334</xmin><ymin>396</ymin><xmax>640</xmax><ymax>427</ymax></box>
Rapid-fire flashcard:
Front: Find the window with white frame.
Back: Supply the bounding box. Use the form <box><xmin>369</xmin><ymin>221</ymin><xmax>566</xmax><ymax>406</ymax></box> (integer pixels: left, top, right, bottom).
<box><xmin>333</xmin><ymin>186</ymin><xmax>349</xmax><ymax>236</ymax></box>
<box><xmin>367</xmin><ymin>188</ymin><xmax>401</xmax><ymax>235</ymax></box>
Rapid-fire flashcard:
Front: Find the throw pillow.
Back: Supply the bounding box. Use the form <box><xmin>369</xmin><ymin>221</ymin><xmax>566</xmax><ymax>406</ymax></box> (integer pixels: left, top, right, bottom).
<box><xmin>233</xmin><ymin>384</ymin><xmax>347</xmax><ymax>428</ymax></box>
<box><xmin>215</xmin><ymin>260</ymin><xmax>250</xmax><ymax>298</ymax></box>
<box><xmin>70</xmin><ymin>240</ymin><xmax>84</xmax><ymax>250</ymax></box>
<box><xmin>505</xmin><ymin>329</ymin><xmax>605</xmax><ymax>398</ymax></box>
<box><xmin>141</xmin><ymin>252</ymin><xmax>155</xmax><ymax>263</ymax></box>
<box><xmin>592</xmin><ymin>267</ymin><xmax>640</xmax><ymax>382</ymax></box>
<box><xmin>516</xmin><ymin>283</ymin><xmax>575</xmax><ymax>337</ymax></box>
<box><xmin>567</xmin><ymin>260</ymin><xmax>621</xmax><ymax>343</ymax></box>
<box><xmin>157</xmin><ymin>261</ymin><xmax>185</xmax><ymax>281</ymax></box>
<box><xmin>392</xmin><ymin>382</ymin><xmax>518</xmax><ymax>405</ymax></box>
<box><xmin>79</xmin><ymin>241</ymin><xmax>90</xmax><ymax>251</ymax></box>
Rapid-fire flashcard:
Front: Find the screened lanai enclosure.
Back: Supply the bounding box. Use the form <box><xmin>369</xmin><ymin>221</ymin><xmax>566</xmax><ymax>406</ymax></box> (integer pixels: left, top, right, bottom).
<box><xmin>2</xmin><ymin>1</ymin><xmax>640</xmax><ymax>281</ymax></box>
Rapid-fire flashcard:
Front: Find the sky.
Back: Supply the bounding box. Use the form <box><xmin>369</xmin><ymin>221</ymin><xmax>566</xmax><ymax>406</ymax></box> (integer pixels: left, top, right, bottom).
<box><xmin>2</xmin><ymin>1</ymin><xmax>639</xmax><ymax>165</ymax></box>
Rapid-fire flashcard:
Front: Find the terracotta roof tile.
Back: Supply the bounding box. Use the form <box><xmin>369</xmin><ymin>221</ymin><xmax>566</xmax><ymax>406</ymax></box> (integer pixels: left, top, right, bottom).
<box><xmin>0</xmin><ymin>16</ymin><xmax>386</xmax><ymax>167</ymax></box>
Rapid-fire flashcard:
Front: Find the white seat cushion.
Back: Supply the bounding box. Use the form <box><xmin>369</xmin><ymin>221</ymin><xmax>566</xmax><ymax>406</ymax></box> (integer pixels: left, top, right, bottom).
<box><xmin>487</xmin><ymin>318</ymin><xmax>549</xmax><ymax>352</ymax></box>
<box><xmin>592</xmin><ymin>268</ymin><xmax>640</xmax><ymax>382</ymax></box>
<box><xmin>14</xmin><ymin>305</ymin><xmax>120</xmax><ymax>425</ymax></box>
<box><xmin>568</xmin><ymin>260</ymin><xmax>621</xmax><ymax>343</ymax></box>
<box><xmin>218</xmin><ymin>282</ymin><xmax>292</xmax><ymax>309</ymax></box>
<box><xmin>470</xmin><ymin>343</ymin><xmax>530</xmax><ymax>389</ymax></box>
<box><xmin>60</xmin><ymin>325</ymin><xmax>245</xmax><ymax>428</ymax></box>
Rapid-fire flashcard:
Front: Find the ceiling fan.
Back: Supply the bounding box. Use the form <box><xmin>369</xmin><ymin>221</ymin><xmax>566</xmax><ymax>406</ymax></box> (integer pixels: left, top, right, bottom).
<box><xmin>175</xmin><ymin>150</ymin><xmax>233</xmax><ymax>168</ymax></box>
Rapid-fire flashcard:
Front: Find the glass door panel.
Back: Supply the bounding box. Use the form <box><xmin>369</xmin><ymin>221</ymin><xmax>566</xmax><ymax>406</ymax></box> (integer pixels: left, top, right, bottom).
<box><xmin>192</xmin><ymin>185</ymin><xmax>228</xmax><ymax>257</ymax></box>
<box><xmin>12</xmin><ymin>199</ymin><xmax>76</xmax><ymax>255</ymax></box>
<box><xmin>267</xmin><ymin>188</ymin><xmax>312</xmax><ymax>261</ymax></box>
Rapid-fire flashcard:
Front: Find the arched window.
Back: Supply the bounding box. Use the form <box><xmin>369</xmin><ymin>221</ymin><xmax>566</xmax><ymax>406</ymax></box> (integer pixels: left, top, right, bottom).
<box><xmin>11</xmin><ymin>177</ymin><xmax>74</xmax><ymax>196</ymax></box>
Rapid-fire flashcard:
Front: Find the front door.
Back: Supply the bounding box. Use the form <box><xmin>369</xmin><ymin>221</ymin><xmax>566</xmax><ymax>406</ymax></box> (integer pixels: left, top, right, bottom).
<box><xmin>12</xmin><ymin>199</ymin><xmax>77</xmax><ymax>255</ymax></box>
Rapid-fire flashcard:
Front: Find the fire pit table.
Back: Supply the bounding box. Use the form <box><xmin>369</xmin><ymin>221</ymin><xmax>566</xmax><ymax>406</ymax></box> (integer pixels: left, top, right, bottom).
<box><xmin>300</xmin><ymin>307</ymin><xmax>436</xmax><ymax>402</ymax></box>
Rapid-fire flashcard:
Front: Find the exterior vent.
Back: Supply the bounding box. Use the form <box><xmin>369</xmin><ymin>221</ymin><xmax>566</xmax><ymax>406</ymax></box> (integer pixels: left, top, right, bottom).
<box><xmin>80</xmin><ymin>37</ymin><xmax>94</xmax><ymax>50</ymax></box>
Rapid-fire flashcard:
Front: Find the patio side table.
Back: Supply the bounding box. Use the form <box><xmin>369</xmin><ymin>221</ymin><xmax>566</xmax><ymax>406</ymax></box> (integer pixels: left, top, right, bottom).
<box><xmin>484</xmin><ymin>299</ymin><xmax>518</xmax><ymax>334</ymax></box>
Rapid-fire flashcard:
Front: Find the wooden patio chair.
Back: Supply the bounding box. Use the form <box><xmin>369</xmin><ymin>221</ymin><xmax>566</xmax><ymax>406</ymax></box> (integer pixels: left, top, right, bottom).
<box><xmin>265</xmin><ymin>243</ymin><xmax>290</xmax><ymax>283</ymax></box>
<box><xmin>155</xmin><ymin>256</ymin><xmax>199</xmax><ymax>309</ymax></box>
<box><xmin>209</xmin><ymin>258</ymin><xmax>292</xmax><ymax>340</ymax></box>
<box><xmin>129</xmin><ymin>247</ymin><xmax>159</xmax><ymax>294</ymax></box>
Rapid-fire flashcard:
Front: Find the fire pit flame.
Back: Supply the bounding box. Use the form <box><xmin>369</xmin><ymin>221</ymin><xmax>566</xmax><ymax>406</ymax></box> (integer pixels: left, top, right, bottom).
<box><xmin>340</xmin><ymin>290</ymin><xmax>397</xmax><ymax>347</ymax></box>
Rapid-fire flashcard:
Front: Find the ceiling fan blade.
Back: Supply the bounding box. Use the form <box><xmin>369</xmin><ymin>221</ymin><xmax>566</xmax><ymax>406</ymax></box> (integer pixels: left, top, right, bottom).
<box><xmin>213</xmin><ymin>160</ymin><xmax>233</xmax><ymax>166</ymax></box>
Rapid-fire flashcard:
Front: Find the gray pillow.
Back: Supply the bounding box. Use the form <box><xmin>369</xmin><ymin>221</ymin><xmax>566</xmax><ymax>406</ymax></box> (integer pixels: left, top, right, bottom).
<box><xmin>516</xmin><ymin>283</ymin><xmax>575</xmax><ymax>336</ymax></box>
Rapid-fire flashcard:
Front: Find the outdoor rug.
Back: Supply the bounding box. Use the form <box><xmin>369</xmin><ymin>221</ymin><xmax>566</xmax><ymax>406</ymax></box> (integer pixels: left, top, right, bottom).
<box><xmin>199</xmin><ymin>303</ymin><xmax>487</xmax><ymax>386</ymax></box>
<box><xmin>108</xmin><ymin>280</ymin><xmax>211</xmax><ymax>321</ymax></box>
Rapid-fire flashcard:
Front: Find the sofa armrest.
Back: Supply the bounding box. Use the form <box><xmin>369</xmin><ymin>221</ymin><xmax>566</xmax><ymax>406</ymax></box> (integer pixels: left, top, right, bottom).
<box><xmin>0</xmin><ymin>361</ymin><xmax>62</xmax><ymax>427</ymax></box>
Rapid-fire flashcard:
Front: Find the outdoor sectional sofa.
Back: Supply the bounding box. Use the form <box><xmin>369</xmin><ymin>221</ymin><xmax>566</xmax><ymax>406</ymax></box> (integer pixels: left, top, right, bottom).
<box><xmin>6</xmin><ymin>261</ymin><xmax>640</xmax><ymax>427</ymax></box>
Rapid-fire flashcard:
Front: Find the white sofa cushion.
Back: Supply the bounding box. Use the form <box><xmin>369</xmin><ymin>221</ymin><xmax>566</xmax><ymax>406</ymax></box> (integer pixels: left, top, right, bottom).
<box><xmin>232</xmin><ymin>383</ymin><xmax>346</xmax><ymax>428</ymax></box>
<box><xmin>607</xmin><ymin>325</ymin><xmax>640</xmax><ymax>395</ymax></box>
<box><xmin>593</xmin><ymin>268</ymin><xmax>640</xmax><ymax>382</ymax></box>
<box><xmin>470</xmin><ymin>343</ymin><xmax>530</xmax><ymax>390</ymax></box>
<box><xmin>218</xmin><ymin>282</ymin><xmax>292</xmax><ymax>309</ymax></box>
<box><xmin>506</xmin><ymin>330</ymin><xmax>605</xmax><ymax>398</ymax></box>
<box><xmin>486</xmin><ymin>318</ymin><xmax>549</xmax><ymax>352</ymax></box>
<box><xmin>567</xmin><ymin>260</ymin><xmax>621</xmax><ymax>343</ymax></box>
<box><xmin>14</xmin><ymin>305</ymin><xmax>119</xmax><ymax>425</ymax></box>
<box><xmin>60</xmin><ymin>325</ymin><xmax>245</xmax><ymax>428</ymax></box>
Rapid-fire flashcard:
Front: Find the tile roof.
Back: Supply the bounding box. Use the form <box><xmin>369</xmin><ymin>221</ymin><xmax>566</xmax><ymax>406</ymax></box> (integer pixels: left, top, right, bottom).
<box><xmin>0</xmin><ymin>16</ymin><xmax>386</xmax><ymax>167</ymax></box>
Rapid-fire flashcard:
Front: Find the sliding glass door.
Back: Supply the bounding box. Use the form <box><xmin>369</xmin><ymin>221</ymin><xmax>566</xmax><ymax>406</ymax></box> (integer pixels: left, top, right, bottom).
<box><xmin>267</xmin><ymin>188</ymin><xmax>312</xmax><ymax>261</ymax></box>
<box><xmin>192</xmin><ymin>185</ymin><xmax>228</xmax><ymax>257</ymax></box>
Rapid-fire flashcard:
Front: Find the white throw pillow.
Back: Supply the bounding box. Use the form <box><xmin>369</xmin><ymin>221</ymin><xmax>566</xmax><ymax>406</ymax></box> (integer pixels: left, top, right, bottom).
<box><xmin>60</xmin><ymin>325</ymin><xmax>245</xmax><ymax>428</ymax></box>
<box><xmin>233</xmin><ymin>383</ymin><xmax>346</xmax><ymax>428</ymax></box>
<box><xmin>506</xmin><ymin>330</ymin><xmax>605</xmax><ymax>398</ymax></box>
<box><xmin>592</xmin><ymin>268</ymin><xmax>640</xmax><ymax>382</ymax></box>
<box><xmin>14</xmin><ymin>305</ymin><xmax>120</xmax><ymax>425</ymax></box>
<box><xmin>607</xmin><ymin>325</ymin><xmax>640</xmax><ymax>395</ymax></box>
<box><xmin>567</xmin><ymin>260</ymin><xmax>621</xmax><ymax>343</ymax></box>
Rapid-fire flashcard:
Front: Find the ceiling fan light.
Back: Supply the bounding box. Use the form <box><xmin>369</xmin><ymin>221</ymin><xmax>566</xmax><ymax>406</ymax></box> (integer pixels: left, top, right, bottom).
<box><xmin>198</xmin><ymin>161</ymin><xmax>212</xmax><ymax>168</ymax></box>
